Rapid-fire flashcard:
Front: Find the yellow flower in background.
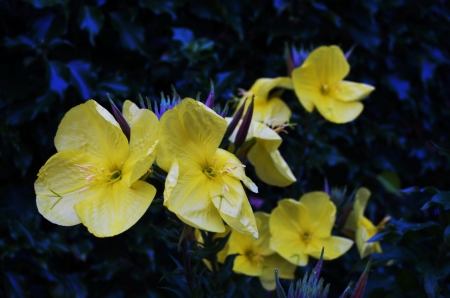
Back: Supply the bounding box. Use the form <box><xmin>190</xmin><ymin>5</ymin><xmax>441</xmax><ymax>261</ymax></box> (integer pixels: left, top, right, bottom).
<box><xmin>343</xmin><ymin>187</ymin><xmax>384</xmax><ymax>258</ymax></box>
<box><xmin>236</xmin><ymin>77</ymin><xmax>293</xmax><ymax>123</ymax></box>
<box><xmin>292</xmin><ymin>45</ymin><xmax>375</xmax><ymax>123</ymax></box>
<box><xmin>227</xmin><ymin>119</ymin><xmax>296</xmax><ymax>187</ymax></box>
<box><xmin>157</xmin><ymin>98</ymin><xmax>259</xmax><ymax>238</ymax></box>
<box><xmin>35</xmin><ymin>100</ymin><xmax>159</xmax><ymax>237</ymax></box>
<box><xmin>270</xmin><ymin>192</ymin><xmax>353</xmax><ymax>266</ymax></box>
<box><xmin>227</xmin><ymin>212</ymin><xmax>296</xmax><ymax>290</ymax></box>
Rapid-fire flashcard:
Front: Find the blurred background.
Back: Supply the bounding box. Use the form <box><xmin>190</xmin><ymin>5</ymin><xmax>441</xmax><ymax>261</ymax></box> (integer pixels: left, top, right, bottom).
<box><xmin>1</xmin><ymin>0</ymin><xmax>449</xmax><ymax>297</ymax></box>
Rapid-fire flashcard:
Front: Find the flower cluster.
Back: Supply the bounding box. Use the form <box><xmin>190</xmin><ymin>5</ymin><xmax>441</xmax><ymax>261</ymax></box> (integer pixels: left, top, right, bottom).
<box><xmin>35</xmin><ymin>44</ymin><xmax>382</xmax><ymax>294</ymax></box>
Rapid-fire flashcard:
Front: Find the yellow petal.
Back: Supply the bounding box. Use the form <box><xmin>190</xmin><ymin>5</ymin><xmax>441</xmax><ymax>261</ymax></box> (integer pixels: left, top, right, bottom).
<box><xmin>227</xmin><ymin>120</ymin><xmax>281</xmax><ymax>154</ymax></box>
<box><xmin>258</xmin><ymin>96</ymin><xmax>292</xmax><ymax>123</ymax></box>
<box><xmin>35</xmin><ymin>150</ymin><xmax>101</xmax><ymax>226</ymax></box>
<box><xmin>259</xmin><ymin>253</ymin><xmax>296</xmax><ymax>290</ymax></box>
<box><xmin>228</xmin><ymin>212</ymin><xmax>272</xmax><ymax>276</ymax></box>
<box><xmin>214</xmin><ymin>175</ymin><xmax>258</xmax><ymax>238</ymax></box>
<box><xmin>248</xmin><ymin>145</ymin><xmax>296</xmax><ymax>187</ymax></box>
<box><xmin>164</xmin><ymin>164</ymin><xmax>226</xmax><ymax>233</ymax></box>
<box><xmin>55</xmin><ymin>100</ymin><xmax>129</xmax><ymax>170</ymax></box>
<box><xmin>306</xmin><ymin>236</ymin><xmax>354</xmax><ymax>260</ymax></box>
<box><xmin>270</xmin><ymin>199</ymin><xmax>309</xmax><ymax>266</ymax></box>
<box><xmin>73</xmin><ymin>180</ymin><xmax>156</xmax><ymax>237</ymax></box>
<box><xmin>333</xmin><ymin>81</ymin><xmax>375</xmax><ymax>102</ymax></box>
<box><xmin>291</xmin><ymin>65</ymin><xmax>317</xmax><ymax>112</ymax></box>
<box><xmin>314</xmin><ymin>95</ymin><xmax>364</xmax><ymax>123</ymax></box>
<box><xmin>247</xmin><ymin>77</ymin><xmax>293</xmax><ymax>104</ymax></box>
<box><xmin>214</xmin><ymin>148</ymin><xmax>258</xmax><ymax>193</ymax></box>
<box><xmin>356</xmin><ymin>217</ymin><xmax>382</xmax><ymax>258</ymax></box>
<box><xmin>305</xmin><ymin>46</ymin><xmax>349</xmax><ymax>87</ymax></box>
<box><xmin>122</xmin><ymin>108</ymin><xmax>159</xmax><ymax>186</ymax></box>
<box><xmin>292</xmin><ymin>46</ymin><xmax>350</xmax><ymax>112</ymax></box>
<box><xmin>122</xmin><ymin>100</ymin><xmax>140</xmax><ymax>123</ymax></box>
<box><xmin>156</xmin><ymin>98</ymin><xmax>227</xmax><ymax>172</ymax></box>
<box><xmin>299</xmin><ymin>192</ymin><xmax>336</xmax><ymax>238</ymax></box>
<box><xmin>344</xmin><ymin>187</ymin><xmax>371</xmax><ymax>232</ymax></box>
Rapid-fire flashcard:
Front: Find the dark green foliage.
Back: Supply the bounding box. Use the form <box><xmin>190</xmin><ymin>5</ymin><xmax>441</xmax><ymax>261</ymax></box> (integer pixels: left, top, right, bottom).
<box><xmin>1</xmin><ymin>0</ymin><xmax>450</xmax><ymax>297</ymax></box>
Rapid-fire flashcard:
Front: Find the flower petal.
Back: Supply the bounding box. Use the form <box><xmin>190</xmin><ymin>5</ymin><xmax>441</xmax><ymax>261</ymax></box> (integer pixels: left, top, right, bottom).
<box><xmin>305</xmin><ymin>45</ymin><xmax>349</xmax><ymax>87</ymax></box>
<box><xmin>291</xmin><ymin>65</ymin><xmax>318</xmax><ymax>112</ymax></box>
<box><xmin>270</xmin><ymin>199</ymin><xmax>309</xmax><ymax>266</ymax></box>
<box><xmin>122</xmin><ymin>108</ymin><xmax>159</xmax><ymax>186</ymax></box>
<box><xmin>306</xmin><ymin>236</ymin><xmax>353</xmax><ymax>260</ymax></box>
<box><xmin>55</xmin><ymin>100</ymin><xmax>129</xmax><ymax>170</ymax></box>
<box><xmin>214</xmin><ymin>175</ymin><xmax>258</xmax><ymax>238</ymax></box>
<box><xmin>122</xmin><ymin>100</ymin><xmax>140</xmax><ymax>123</ymax></box>
<box><xmin>356</xmin><ymin>217</ymin><xmax>382</xmax><ymax>258</ymax></box>
<box><xmin>74</xmin><ymin>180</ymin><xmax>156</xmax><ymax>237</ymax></box>
<box><xmin>292</xmin><ymin>46</ymin><xmax>350</xmax><ymax>113</ymax></box>
<box><xmin>254</xmin><ymin>212</ymin><xmax>273</xmax><ymax>255</ymax></box>
<box><xmin>157</xmin><ymin>98</ymin><xmax>227</xmax><ymax>172</ymax></box>
<box><xmin>214</xmin><ymin>148</ymin><xmax>258</xmax><ymax>193</ymax></box>
<box><xmin>259</xmin><ymin>253</ymin><xmax>296</xmax><ymax>290</ymax></box>
<box><xmin>344</xmin><ymin>187</ymin><xmax>371</xmax><ymax>232</ymax></box>
<box><xmin>299</xmin><ymin>192</ymin><xmax>336</xmax><ymax>238</ymax></box>
<box><xmin>259</xmin><ymin>96</ymin><xmax>292</xmax><ymax>123</ymax></box>
<box><xmin>247</xmin><ymin>77</ymin><xmax>293</xmax><ymax>104</ymax></box>
<box><xmin>228</xmin><ymin>120</ymin><xmax>281</xmax><ymax>154</ymax></box>
<box><xmin>232</xmin><ymin>252</ymin><xmax>263</xmax><ymax>276</ymax></box>
<box><xmin>333</xmin><ymin>81</ymin><xmax>375</xmax><ymax>102</ymax></box>
<box><xmin>248</xmin><ymin>145</ymin><xmax>296</xmax><ymax>187</ymax></box>
<box><xmin>164</xmin><ymin>163</ymin><xmax>226</xmax><ymax>233</ymax></box>
<box><xmin>35</xmin><ymin>150</ymin><xmax>101</xmax><ymax>226</ymax></box>
<box><xmin>314</xmin><ymin>95</ymin><xmax>364</xmax><ymax>123</ymax></box>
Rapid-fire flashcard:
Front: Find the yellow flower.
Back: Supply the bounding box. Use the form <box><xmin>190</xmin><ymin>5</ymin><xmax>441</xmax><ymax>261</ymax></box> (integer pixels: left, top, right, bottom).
<box><xmin>35</xmin><ymin>100</ymin><xmax>159</xmax><ymax>237</ymax></box>
<box><xmin>292</xmin><ymin>45</ymin><xmax>375</xmax><ymax>123</ymax></box>
<box><xmin>227</xmin><ymin>119</ymin><xmax>296</xmax><ymax>187</ymax></box>
<box><xmin>270</xmin><ymin>192</ymin><xmax>353</xmax><ymax>266</ymax></box>
<box><xmin>236</xmin><ymin>77</ymin><xmax>293</xmax><ymax>123</ymax></box>
<box><xmin>227</xmin><ymin>212</ymin><xmax>296</xmax><ymax>290</ymax></box>
<box><xmin>157</xmin><ymin>98</ymin><xmax>258</xmax><ymax>238</ymax></box>
<box><xmin>343</xmin><ymin>187</ymin><xmax>384</xmax><ymax>258</ymax></box>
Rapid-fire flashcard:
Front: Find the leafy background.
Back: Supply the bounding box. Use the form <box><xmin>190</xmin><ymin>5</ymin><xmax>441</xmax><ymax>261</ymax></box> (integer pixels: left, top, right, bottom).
<box><xmin>1</xmin><ymin>0</ymin><xmax>449</xmax><ymax>297</ymax></box>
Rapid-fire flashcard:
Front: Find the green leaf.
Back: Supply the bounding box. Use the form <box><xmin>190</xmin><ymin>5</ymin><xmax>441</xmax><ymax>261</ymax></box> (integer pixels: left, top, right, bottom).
<box><xmin>48</xmin><ymin>61</ymin><xmax>69</xmax><ymax>97</ymax></box>
<box><xmin>67</xmin><ymin>60</ymin><xmax>97</xmax><ymax>99</ymax></box>
<box><xmin>377</xmin><ymin>171</ymin><xmax>402</xmax><ymax>196</ymax></box>
<box><xmin>421</xmin><ymin>191</ymin><xmax>450</xmax><ymax>210</ymax></box>
<box><xmin>22</xmin><ymin>0</ymin><xmax>67</xmax><ymax>8</ymax></box>
<box><xmin>444</xmin><ymin>226</ymin><xmax>450</xmax><ymax>246</ymax></box>
<box><xmin>139</xmin><ymin>0</ymin><xmax>187</xmax><ymax>19</ymax></box>
<box><xmin>109</xmin><ymin>12</ymin><xmax>147</xmax><ymax>56</ymax></box>
<box><xmin>77</xmin><ymin>6</ymin><xmax>104</xmax><ymax>46</ymax></box>
<box><xmin>3</xmin><ymin>272</ymin><xmax>28</xmax><ymax>298</ymax></box>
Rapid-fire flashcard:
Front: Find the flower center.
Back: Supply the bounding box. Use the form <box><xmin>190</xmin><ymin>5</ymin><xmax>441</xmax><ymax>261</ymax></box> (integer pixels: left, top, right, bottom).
<box><xmin>75</xmin><ymin>164</ymin><xmax>122</xmax><ymax>186</ymax></box>
<box><xmin>320</xmin><ymin>84</ymin><xmax>330</xmax><ymax>95</ymax></box>
<box><xmin>301</xmin><ymin>232</ymin><xmax>311</xmax><ymax>243</ymax></box>
<box><xmin>245</xmin><ymin>250</ymin><xmax>264</xmax><ymax>268</ymax></box>
<box><xmin>109</xmin><ymin>170</ymin><xmax>122</xmax><ymax>182</ymax></box>
<box><xmin>203</xmin><ymin>166</ymin><xmax>219</xmax><ymax>179</ymax></box>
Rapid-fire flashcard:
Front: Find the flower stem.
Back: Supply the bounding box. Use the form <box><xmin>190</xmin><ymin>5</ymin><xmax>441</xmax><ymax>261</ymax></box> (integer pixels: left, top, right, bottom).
<box><xmin>181</xmin><ymin>225</ymin><xmax>195</xmax><ymax>292</ymax></box>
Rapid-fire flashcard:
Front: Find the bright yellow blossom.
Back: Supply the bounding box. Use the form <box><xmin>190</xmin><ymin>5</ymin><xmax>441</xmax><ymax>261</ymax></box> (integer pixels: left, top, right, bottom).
<box><xmin>292</xmin><ymin>45</ymin><xmax>375</xmax><ymax>123</ymax></box>
<box><xmin>227</xmin><ymin>119</ymin><xmax>296</xmax><ymax>187</ymax></box>
<box><xmin>35</xmin><ymin>100</ymin><xmax>158</xmax><ymax>237</ymax></box>
<box><xmin>270</xmin><ymin>192</ymin><xmax>353</xmax><ymax>266</ymax></box>
<box><xmin>227</xmin><ymin>212</ymin><xmax>296</xmax><ymax>290</ymax></box>
<box><xmin>343</xmin><ymin>187</ymin><xmax>384</xmax><ymax>258</ymax></box>
<box><xmin>236</xmin><ymin>77</ymin><xmax>293</xmax><ymax>123</ymax></box>
<box><xmin>157</xmin><ymin>98</ymin><xmax>258</xmax><ymax>238</ymax></box>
